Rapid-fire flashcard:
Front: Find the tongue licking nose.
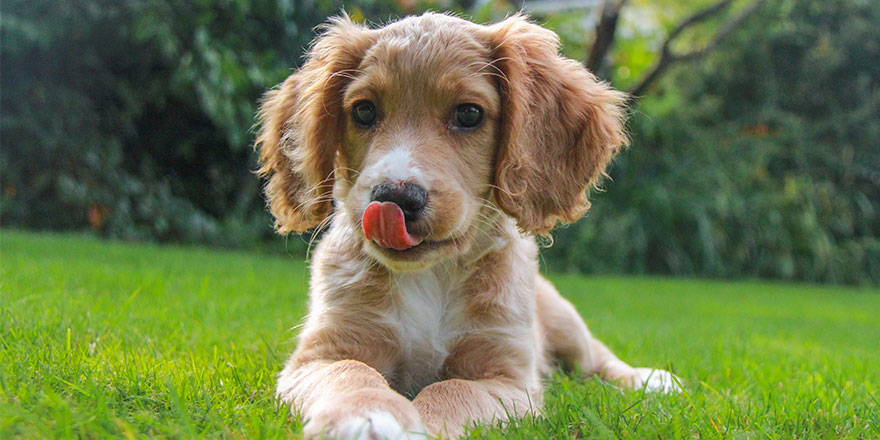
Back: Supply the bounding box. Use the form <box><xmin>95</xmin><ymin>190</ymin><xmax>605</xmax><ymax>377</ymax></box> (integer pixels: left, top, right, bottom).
<box><xmin>362</xmin><ymin>201</ymin><xmax>423</xmax><ymax>251</ymax></box>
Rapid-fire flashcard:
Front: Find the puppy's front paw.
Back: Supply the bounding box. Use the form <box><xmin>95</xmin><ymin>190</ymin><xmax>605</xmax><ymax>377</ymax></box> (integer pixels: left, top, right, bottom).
<box><xmin>632</xmin><ymin>368</ymin><xmax>683</xmax><ymax>393</ymax></box>
<box><xmin>304</xmin><ymin>406</ymin><xmax>426</xmax><ymax>440</ymax></box>
<box><xmin>332</xmin><ymin>411</ymin><xmax>426</xmax><ymax>440</ymax></box>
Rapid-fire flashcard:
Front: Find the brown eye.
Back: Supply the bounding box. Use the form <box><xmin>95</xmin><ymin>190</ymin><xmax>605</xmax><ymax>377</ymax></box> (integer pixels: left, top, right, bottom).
<box><xmin>453</xmin><ymin>104</ymin><xmax>483</xmax><ymax>129</ymax></box>
<box><xmin>352</xmin><ymin>100</ymin><xmax>377</xmax><ymax>127</ymax></box>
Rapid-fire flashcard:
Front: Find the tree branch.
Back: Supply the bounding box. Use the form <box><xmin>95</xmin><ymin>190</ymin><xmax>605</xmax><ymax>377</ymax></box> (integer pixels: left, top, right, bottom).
<box><xmin>664</xmin><ymin>0</ymin><xmax>735</xmax><ymax>45</ymax></box>
<box><xmin>677</xmin><ymin>0</ymin><xmax>767</xmax><ymax>61</ymax></box>
<box><xmin>628</xmin><ymin>0</ymin><xmax>767</xmax><ymax>99</ymax></box>
<box><xmin>586</xmin><ymin>0</ymin><xmax>627</xmax><ymax>79</ymax></box>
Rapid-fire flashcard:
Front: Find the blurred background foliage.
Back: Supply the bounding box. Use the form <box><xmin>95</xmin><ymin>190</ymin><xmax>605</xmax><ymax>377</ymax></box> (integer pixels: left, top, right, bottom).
<box><xmin>1</xmin><ymin>0</ymin><xmax>878</xmax><ymax>284</ymax></box>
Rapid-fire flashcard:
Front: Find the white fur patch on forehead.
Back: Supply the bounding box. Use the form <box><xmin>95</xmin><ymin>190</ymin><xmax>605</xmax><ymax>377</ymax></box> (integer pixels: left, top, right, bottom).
<box><xmin>362</xmin><ymin>147</ymin><xmax>425</xmax><ymax>188</ymax></box>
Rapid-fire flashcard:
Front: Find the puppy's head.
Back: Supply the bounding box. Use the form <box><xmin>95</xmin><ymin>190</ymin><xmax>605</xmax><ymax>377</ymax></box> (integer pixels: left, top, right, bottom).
<box><xmin>256</xmin><ymin>13</ymin><xmax>627</xmax><ymax>271</ymax></box>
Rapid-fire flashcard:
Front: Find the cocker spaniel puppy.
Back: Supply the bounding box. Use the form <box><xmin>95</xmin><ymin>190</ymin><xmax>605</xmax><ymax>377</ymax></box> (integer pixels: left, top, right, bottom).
<box><xmin>256</xmin><ymin>12</ymin><xmax>680</xmax><ymax>439</ymax></box>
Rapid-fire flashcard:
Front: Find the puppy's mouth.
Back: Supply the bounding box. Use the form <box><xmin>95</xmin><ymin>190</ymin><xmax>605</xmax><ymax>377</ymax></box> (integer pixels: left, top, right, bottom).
<box><xmin>362</xmin><ymin>201</ymin><xmax>423</xmax><ymax>251</ymax></box>
<box><xmin>362</xmin><ymin>201</ymin><xmax>456</xmax><ymax>259</ymax></box>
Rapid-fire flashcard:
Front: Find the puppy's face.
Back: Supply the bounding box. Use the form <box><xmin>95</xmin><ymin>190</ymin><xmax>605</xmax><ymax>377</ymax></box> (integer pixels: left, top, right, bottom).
<box><xmin>256</xmin><ymin>13</ymin><xmax>627</xmax><ymax>272</ymax></box>
<box><xmin>338</xmin><ymin>19</ymin><xmax>500</xmax><ymax>270</ymax></box>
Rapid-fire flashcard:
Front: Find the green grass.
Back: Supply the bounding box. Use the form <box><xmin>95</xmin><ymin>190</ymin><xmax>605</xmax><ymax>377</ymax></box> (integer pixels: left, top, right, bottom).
<box><xmin>2</xmin><ymin>230</ymin><xmax>878</xmax><ymax>439</ymax></box>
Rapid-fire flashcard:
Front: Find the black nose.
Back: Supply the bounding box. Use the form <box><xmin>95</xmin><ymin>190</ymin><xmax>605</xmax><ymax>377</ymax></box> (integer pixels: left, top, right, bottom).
<box><xmin>370</xmin><ymin>181</ymin><xmax>428</xmax><ymax>222</ymax></box>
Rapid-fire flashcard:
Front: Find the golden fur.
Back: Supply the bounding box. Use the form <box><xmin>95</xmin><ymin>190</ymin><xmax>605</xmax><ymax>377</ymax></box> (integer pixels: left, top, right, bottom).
<box><xmin>257</xmin><ymin>12</ymin><xmax>679</xmax><ymax>439</ymax></box>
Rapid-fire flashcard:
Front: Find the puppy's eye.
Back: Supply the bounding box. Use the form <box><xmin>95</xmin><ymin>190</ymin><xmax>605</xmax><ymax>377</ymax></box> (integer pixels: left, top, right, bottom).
<box><xmin>352</xmin><ymin>100</ymin><xmax>377</xmax><ymax>127</ymax></box>
<box><xmin>453</xmin><ymin>104</ymin><xmax>483</xmax><ymax>129</ymax></box>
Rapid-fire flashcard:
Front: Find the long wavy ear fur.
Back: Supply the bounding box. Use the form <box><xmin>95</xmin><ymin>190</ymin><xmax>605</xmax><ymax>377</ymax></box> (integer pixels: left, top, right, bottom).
<box><xmin>485</xmin><ymin>15</ymin><xmax>628</xmax><ymax>235</ymax></box>
<box><xmin>255</xmin><ymin>16</ymin><xmax>374</xmax><ymax>235</ymax></box>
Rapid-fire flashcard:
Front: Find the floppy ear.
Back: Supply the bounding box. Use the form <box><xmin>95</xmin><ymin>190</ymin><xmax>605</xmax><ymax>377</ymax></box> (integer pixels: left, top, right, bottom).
<box><xmin>255</xmin><ymin>16</ymin><xmax>374</xmax><ymax>235</ymax></box>
<box><xmin>486</xmin><ymin>15</ymin><xmax>628</xmax><ymax>235</ymax></box>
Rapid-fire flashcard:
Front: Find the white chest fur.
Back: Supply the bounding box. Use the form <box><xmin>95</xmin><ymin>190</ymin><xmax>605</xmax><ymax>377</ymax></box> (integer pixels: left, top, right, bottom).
<box><xmin>386</xmin><ymin>267</ymin><xmax>467</xmax><ymax>395</ymax></box>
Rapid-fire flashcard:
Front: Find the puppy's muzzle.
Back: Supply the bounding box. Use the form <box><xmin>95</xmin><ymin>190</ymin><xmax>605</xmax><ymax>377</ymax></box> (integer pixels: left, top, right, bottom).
<box><xmin>363</xmin><ymin>182</ymin><xmax>427</xmax><ymax>251</ymax></box>
<box><xmin>369</xmin><ymin>181</ymin><xmax>427</xmax><ymax>222</ymax></box>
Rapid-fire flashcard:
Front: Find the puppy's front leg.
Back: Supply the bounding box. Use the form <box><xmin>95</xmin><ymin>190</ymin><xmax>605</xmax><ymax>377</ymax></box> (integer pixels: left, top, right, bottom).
<box><xmin>412</xmin><ymin>378</ymin><xmax>539</xmax><ymax>438</ymax></box>
<box><xmin>277</xmin><ymin>359</ymin><xmax>425</xmax><ymax>439</ymax></box>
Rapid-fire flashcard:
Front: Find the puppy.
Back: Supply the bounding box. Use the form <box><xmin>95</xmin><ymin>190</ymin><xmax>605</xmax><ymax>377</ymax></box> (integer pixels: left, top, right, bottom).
<box><xmin>256</xmin><ymin>12</ymin><xmax>680</xmax><ymax>439</ymax></box>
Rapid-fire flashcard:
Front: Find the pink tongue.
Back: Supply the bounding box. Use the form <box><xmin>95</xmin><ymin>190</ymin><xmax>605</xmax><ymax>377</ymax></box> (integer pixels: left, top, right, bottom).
<box><xmin>362</xmin><ymin>202</ymin><xmax>422</xmax><ymax>251</ymax></box>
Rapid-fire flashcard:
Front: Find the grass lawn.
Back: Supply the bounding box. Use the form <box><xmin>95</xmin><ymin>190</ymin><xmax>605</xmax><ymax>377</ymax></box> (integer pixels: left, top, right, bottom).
<box><xmin>2</xmin><ymin>230</ymin><xmax>878</xmax><ymax>439</ymax></box>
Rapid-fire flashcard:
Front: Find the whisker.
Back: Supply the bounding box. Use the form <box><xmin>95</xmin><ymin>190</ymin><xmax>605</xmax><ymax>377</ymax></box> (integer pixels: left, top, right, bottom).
<box><xmin>291</xmin><ymin>195</ymin><xmax>335</xmax><ymax>214</ymax></box>
<box><xmin>305</xmin><ymin>214</ymin><xmax>334</xmax><ymax>261</ymax></box>
<box><xmin>334</xmin><ymin>166</ymin><xmax>362</xmax><ymax>180</ymax></box>
<box><xmin>474</xmin><ymin>196</ymin><xmax>508</xmax><ymax>218</ymax></box>
<box><xmin>486</xmin><ymin>184</ymin><xmax>516</xmax><ymax>200</ymax></box>
<box><xmin>318</xmin><ymin>68</ymin><xmax>365</xmax><ymax>116</ymax></box>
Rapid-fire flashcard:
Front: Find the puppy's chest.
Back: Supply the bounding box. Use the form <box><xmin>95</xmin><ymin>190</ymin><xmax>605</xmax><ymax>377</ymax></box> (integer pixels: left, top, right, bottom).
<box><xmin>385</xmin><ymin>272</ymin><xmax>468</xmax><ymax>395</ymax></box>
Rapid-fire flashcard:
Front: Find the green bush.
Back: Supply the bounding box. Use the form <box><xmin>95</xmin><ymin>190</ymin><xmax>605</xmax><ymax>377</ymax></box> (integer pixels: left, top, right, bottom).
<box><xmin>1</xmin><ymin>0</ymin><xmax>330</xmax><ymax>247</ymax></box>
<box><xmin>542</xmin><ymin>0</ymin><xmax>880</xmax><ymax>284</ymax></box>
<box><xmin>2</xmin><ymin>0</ymin><xmax>877</xmax><ymax>283</ymax></box>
